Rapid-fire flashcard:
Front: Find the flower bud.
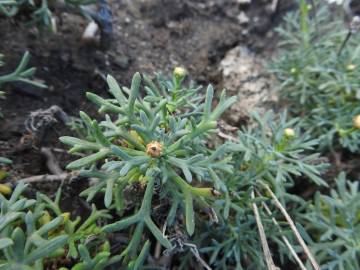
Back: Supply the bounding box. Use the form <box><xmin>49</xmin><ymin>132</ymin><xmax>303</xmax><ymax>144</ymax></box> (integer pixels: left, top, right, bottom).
<box><xmin>284</xmin><ymin>128</ymin><xmax>295</xmax><ymax>138</ymax></box>
<box><xmin>173</xmin><ymin>67</ymin><xmax>186</xmax><ymax>79</ymax></box>
<box><xmin>290</xmin><ymin>68</ymin><xmax>297</xmax><ymax>74</ymax></box>
<box><xmin>61</xmin><ymin>212</ymin><xmax>71</xmax><ymax>223</ymax></box>
<box><xmin>353</xmin><ymin>115</ymin><xmax>360</xmax><ymax>129</ymax></box>
<box><xmin>146</xmin><ymin>141</ymin><xmax>163</xmax><ymax>158</ymax></box>
<box><xmin>347</xmin><ymin>64</ymin><xmax>356</xmax><ymax>71</ymax></box>
<box><xmin>0</xmin><ymin>184</ymin><xmax>11</xmax><ymax>195</ymax></box>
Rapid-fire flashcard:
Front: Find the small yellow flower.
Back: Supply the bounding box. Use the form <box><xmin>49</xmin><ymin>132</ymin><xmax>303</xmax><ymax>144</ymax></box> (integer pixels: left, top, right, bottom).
<box><xmin>173</xmin><ymin>67</ymin><xmax>186</xmax><ymax>78</ymax></box>
<box><xmin>0</xmin><ymin>184</ymin><xmax>11</xmax><ymax>195</ymax></box>
<box><xmin>353</xmin><ymin>115</ymin><xmax>360</xmax><ymax>129</ymax></box>
<box><xmin>347</xmin><ymin>64</ymin><xmax>356</xmax><ymax>71</ymax></box>
<box><xmin>146</xmin><ymin>141</ymin><xmax>163</xmax><ymax>158</ymax></box>
<box><xmin>284</xmin><ymin>128</ymin><xmax>295</xmax><ymax>138</ymax></box>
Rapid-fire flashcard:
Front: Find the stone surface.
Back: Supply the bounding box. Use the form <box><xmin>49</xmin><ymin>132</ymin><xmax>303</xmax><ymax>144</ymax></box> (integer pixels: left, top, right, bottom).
<box><xmin>219</xmin><ymin>45</ymin><xmax>277</xmax><ymax>125</ymax></box>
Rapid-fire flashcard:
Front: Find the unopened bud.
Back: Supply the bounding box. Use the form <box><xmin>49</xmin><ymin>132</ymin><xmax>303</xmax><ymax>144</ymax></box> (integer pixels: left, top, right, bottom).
<box><xmin>0</xmin><ymin>184</ymin><xmax>11</xmax><ymax>195</ymax></box>
<box><xmin>173</xmin><ymin>67</ymin><xmax>186</xmax><ymax>79</ymax></box>
<box><xmin>61</xmin><ymin>212</ymin><xmax>71</xmax><ymax>223</ymax></box>
<box><xmin>353</xmin><ymin>115</ymin><xmax>360</xmax><ymax>129</ymax></box>
<box><xmin>284</xmin><ymin>128</ymin><xmax>295</xmax><ymax>138</ymax></box>
<box><xmin>347</xmin><ymin>64</ymin><xmax>356</xmax><ymax>71</ymax></box>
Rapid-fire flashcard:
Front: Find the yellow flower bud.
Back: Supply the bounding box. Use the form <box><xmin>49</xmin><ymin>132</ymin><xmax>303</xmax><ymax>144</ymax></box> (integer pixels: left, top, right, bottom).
<box><xmin>0</xmin><ymin>184</ymin><xmax>11</xmax><ymax>195</ymax></box>
<box><xmin>290</xmin><ymin>68</ymin><xmax>297</xmax><ymax>74</ymax></box>
<box><xmin>173</xmin><ymin>67</ymin><xmax>186</xmax><ymax>78</ymax></box>
<box><xmin>347</xmin><ymin>64</ymin><xmax>356</xmax><ymax>71</ymax></box>
<box><xmin>353</xmin><ymin>115</ymin><xmax>360</xmax><ymax>129</ymax></box>
<box><xmin>61</xmin><ymin>212</ymin><xmax>71</xmax><ymax>223</ymax></box>
<box><xmin>146</xmin><ymin>141</ymin><xmax>163</xmax><ymax>158</ymax></box>
<box><xmin>284</xmin><ymin>128</ymin><xmax>295</xmax><ymax>138</ymax></box>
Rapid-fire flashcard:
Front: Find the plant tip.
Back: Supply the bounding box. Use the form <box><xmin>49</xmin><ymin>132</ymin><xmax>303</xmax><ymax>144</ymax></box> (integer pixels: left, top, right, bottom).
<box><xmin>173</xmin><ymin>67</ymin><xmax>187</xmax><ymax>78</ymax></box>
<box><xmin>284</xmin><ymin>128</ymin><xmax>295</xmax><ymax>138</ymax></box>
<box><xmin>347</xmin><ymin>64</ymin><xmax>356</xmax><ymax>71</ymax></box>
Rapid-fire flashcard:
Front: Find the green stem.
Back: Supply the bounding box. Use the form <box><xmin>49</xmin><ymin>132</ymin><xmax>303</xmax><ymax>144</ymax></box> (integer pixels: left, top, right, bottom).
<box><xmin>170</xmin><ymin>170</ymin><xmax>215</xmax><ymax>198</ymax></box>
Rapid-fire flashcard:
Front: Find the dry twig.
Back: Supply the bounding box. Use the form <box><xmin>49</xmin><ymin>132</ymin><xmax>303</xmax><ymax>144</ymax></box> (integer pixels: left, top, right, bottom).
<box><xmin>262</xmin><ymin>183</ymin><xmax>320</xmax><ymax>270</ymax></box>
<box><xmin>257</xmin><ymin>192</ymin><xmax>307</xmax><ymax>270</ymax></box>
<box><xmin>251</xmin><ymin>190</ymin><xmax>278</xmax><ymax>270</ymax></box>
<box><xmin>16</xmin><ymin>173</ymin><xmax>76</xmax><ymax>184</ymax></box>
<box><xmin>40</xmin><ymin>147</ymin><xmax>64</xmax><ymax>175</ymax></box>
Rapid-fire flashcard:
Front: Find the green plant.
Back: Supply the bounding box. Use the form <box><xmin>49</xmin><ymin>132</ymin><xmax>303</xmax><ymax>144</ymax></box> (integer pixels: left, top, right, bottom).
<box><xmin>0</xmin><ymin>183</ymin><xmax>68</xmax><ymax>269</ymax></box>
<box><xmin>0</xmin><ymin>182</ymin><xmax>116</xmax><ymax>269</ymax></box>
<box><xmin>60</xmin><ymin>70</ymin><xmax>236</xmax><ymax>266</ymax></box>
<box><xmin>303</xmin><ymin>172</ymin><xmax>360</xmax><ymax>270</ymax></box>
<box><xmin>0</xmin><ymin>0</ymin><xmax>96</xmax><ymax>31</ymax></box>
<box><xmin>0</xmin><ymin>51</ymin><xmax>46</xmax><ymax>164</ymax></box>
<box><xmin>192</xmin><ymin>111</ymin><xmax>327</xmax><ymax>269</ymax></box>
<box><xmin>2</xmin><ymin>62</ymin><xmax>350</xmax><ymax>269</ymax></box>
<box><xmin>271</xmin><ymin>1</ymin><xmax>360</xmax><ymax>152</ymax></box>
<box><xmin>0</xmin><ymin>51</ymin><xmax>45</xmax><ymax>92</ymax></box>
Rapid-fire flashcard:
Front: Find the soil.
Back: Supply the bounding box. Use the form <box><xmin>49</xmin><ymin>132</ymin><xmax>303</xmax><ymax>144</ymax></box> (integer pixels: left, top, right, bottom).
<box><xmin>0</xmin><ymin>0</ymin><xmax>295</xmax><ymax>181</ymax></box>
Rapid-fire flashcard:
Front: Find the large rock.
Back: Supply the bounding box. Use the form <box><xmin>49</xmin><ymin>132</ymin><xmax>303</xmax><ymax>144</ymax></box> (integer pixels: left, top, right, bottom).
<box><xmin>220</xmin><ymin>45</ymin><xmax>277</xmax><ymax>125</ymax></box>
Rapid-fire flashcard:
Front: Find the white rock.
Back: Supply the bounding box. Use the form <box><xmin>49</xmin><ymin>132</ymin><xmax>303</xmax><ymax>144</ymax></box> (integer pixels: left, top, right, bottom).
<box><xmin>220</xmin><ymin>46</ymin><xmax>277</xmax><ymax>124</ymax></box>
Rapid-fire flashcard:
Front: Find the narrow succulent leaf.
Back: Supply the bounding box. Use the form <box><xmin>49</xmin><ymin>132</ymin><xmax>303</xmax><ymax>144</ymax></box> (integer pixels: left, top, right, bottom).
<box><xmin>0</xmin><ymin>238</ymin><xmax>13</xmax><ymax>249</ymax></box>
<box><xmin>66</xmin><ymin>148</ymin><xmax>110</xmax><ymax>169</ymax></box>
<box><xmin>102</xmin><ymin>214</ymin><xmax>140</xmax><ymax>233</ymax></box>
<box><xmin>132</xmin><ymin>240</ymin><xmax>150</xmax><ymax>270</ymax></box>
<box><xmin>59</xmin><ymin>136</ymin><xmax>100</xmax><ymax>150</ymax></box>
<box><xmin>123</xmin><ymin>222</ymin><xmax>144</xmax><ymax>259</ymax></box>
<box><xmin>184</xmin><ymin>190</ymin><xmax>195</xmax><ymax>236</ymax></box>
<box><xmin>129</xmin><ymin>72</ymin><xmax>141</xmax><ymax>116</ymax></box>
<box><xmin>143</xmin><ymin>74</ymin><xmax>160</xmax><ymax>96</ymax></box>
<box><xmin>25</xmin><ymin>235</ymin><xmax>68</xmax><ymax>264</ymax></box>
<box><xmin>92</xmin><ymin>121</ymin><xmax>111</xmax><ymax>147</ymax></box>
<box><xmin>144</xmin><ymin>217</ymin><xmax>172</xmax><ymax>249</ymax></box>
<box><xmin>36</xmin><ymin>216</ymin><xmax>64</xmax><ymax>236</ymax></box>
<box><xmin>0</xmin><ymin>212</ymin><xmax>23</xmax><ymax>231</ymax></box>
<box><xmin>104</xmin><ymin>178</ymin><xmax>114</xmax><ymax>208</ymax></box>
<box><xmin>203</xmin><ymin>84</ymin><xmax>214</xmax><ymax>121</ymax></box>
<box><xmin>210</xmin><ymin>93</ymin><xmax>237</xmax><ymax>120</ymax></box>
<box><xmin>107</xmin><ymin>74</ymin><xmax>127</xmax><ymax>105</ymax></box>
